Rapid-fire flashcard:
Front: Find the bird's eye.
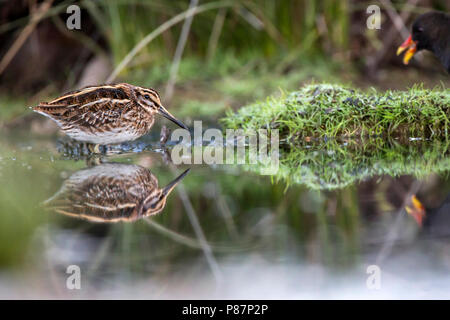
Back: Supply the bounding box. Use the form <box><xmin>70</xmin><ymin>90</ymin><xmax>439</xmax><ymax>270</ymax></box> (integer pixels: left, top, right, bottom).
<box><xmin>144</xmin><ymin>94</ymin><xmax>151</xmax><ymax>99</ymax></box>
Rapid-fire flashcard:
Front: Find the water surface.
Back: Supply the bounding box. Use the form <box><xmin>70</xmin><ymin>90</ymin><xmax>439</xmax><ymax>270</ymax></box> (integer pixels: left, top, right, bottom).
<box><xmin>0</xmin><ymin>128</ymin><xmax>450</xmax><ymax>299</ymax></box>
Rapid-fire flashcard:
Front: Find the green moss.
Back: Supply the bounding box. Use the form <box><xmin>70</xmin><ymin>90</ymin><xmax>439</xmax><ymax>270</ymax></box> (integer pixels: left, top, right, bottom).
<box><xmin>222</xmin><ymin>83</ymin><xmax>450</xmax><ymax>139</ymax></box>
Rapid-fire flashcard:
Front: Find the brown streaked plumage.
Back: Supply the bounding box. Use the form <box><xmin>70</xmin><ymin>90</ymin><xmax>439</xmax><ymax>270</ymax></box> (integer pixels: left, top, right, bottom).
<box><xmin>33</xmin><ymin>83</ymin><xmax>188</xmax><ymax>145</ymax></box>
<box><xmin>43</xmin><ymin>163</ymin><xmax>190</xmax><ymax>223</ymax></box>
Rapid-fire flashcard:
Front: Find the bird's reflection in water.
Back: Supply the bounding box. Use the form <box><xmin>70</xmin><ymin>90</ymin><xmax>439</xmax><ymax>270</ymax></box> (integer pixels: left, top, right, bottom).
<box><xmin>45</xmin><ymin>163</ymin><xmax>189</xmax><ymax>223</ymax></box>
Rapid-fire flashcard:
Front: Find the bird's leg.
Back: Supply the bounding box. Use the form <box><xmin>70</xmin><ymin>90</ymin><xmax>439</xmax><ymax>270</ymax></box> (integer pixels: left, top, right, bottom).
<box><xmin>159</xmin><ymin>125</ymin><xmax>173</xmax><ymax>165</ymax></box>
<box><xmin>162</xmin><ymin>147</ymin><xmax>173</xmax><ymax>165</ymax></box>
<box><xmin>80</xmin><ymin>142</ymin><xmax>90</xmax><ymax>156</ymax></box>
<box><xmin>160</xmin><ymin>125</ymin><xmax>170</xmax><ymax>147</ymax></box>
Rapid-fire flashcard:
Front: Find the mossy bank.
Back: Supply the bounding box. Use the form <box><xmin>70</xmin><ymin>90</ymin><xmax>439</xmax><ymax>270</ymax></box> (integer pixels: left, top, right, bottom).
<box><xmin>222</xmin><ymin>83</ymin><xmax>450</xmax><ymax>140</ymax></box>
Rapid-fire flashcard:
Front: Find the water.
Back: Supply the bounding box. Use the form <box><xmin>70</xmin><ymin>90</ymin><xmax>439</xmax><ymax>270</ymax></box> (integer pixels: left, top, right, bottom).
<box><xmin>0</xmin><ymin>128</ymin><xmax>450</xmax><ymax>299</ymax></box>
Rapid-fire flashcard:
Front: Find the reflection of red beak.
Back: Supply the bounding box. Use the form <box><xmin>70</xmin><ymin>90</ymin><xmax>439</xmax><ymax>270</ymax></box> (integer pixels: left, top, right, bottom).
<box><xmin>397</xmin><ymin>35</ymin><xmax>417</xmax><ymax>65</ymax></box>
<box><xmin>405</xmin><ymin>195</ymin><xmax>426</xmax><ymax>227</ymax></box>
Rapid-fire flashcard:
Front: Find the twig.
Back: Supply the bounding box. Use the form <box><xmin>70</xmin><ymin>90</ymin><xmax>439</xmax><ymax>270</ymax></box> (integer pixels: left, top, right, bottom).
<box><xmin>0</xmin><ymin>0</ymin><xmax>74</xmax><ymax>35</ymax></box>
<box><xmin>144</xmin><ymin>217</ymin><xmax>208</xmax><ymax>250</ymax></box>
<box><xmin>375</xmin><ymin>180</ymin><xmax>422</xmax><ymax>265</ymax></box>
<box><xmin>85</xmin><ymin>233</ymin><xmax>113</xmax><ymax>281</ymax></box>
<box><xmin>175</xmin><ymin>179</ymin><xmax>223</xmax><ymax>284</ymax></box>
<box><xmin>241</xmin><ymin>0</ymin><xmax>286</xmax><ymax>45</ymax></box>
<box><xmin>207</xmin><ymin>8</ymin><xmax>227</xmax><ymax>62</ymax></box>
<box><xmin>105</xmin><ymin>1</ymin><xmax>234</xmax><ymax>83</ymax></box>
<box><xmin>164</xmin><ymin>0</ymin><xmax>199</xmax><ymax>103</ymax></box>
<box><xmin>368</xmin><ymin>0</ymin><xmax>420</xmax><ymax>73</ymax></box>
<box><xmin>380</xmin><ymin>0</ymin><xmax>410</xmax><ymax>39</ymax></box>
<box><xmin>215</xmin><ymin>184</ymin><xmax>239</xmax><ymax>240</ymax></box>
<box><xmin>0</xmin><ymin>0</ymin><xmax>54</xmax><ymax>75</ymax></box>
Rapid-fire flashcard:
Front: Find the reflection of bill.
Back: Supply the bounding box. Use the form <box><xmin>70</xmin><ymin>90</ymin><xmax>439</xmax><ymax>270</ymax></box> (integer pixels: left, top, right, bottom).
<box><xmin>44</xmin><ymin>163</ymin><xmax>189</xmax><ymax>223</ymax></box>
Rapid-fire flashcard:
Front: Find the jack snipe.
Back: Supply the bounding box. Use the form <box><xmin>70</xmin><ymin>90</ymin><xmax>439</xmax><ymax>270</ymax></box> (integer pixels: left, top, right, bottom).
<box><xmin>44</xmin><ymin>163</ymin><xmax>190</xmax><ymax>223</ymax></box>
<box><xmin>33</xmin><ymin>83</ymin><xmax>188</xmax><ymax>145</ymax></box>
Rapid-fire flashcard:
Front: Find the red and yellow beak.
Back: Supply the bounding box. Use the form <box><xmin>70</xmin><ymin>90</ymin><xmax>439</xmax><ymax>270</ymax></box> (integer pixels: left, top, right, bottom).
<box><xmin>397</xmin><ymin>35</ymin><xmax>417</xmax><ymax>65</ymax></box>
<box><xmin>405</xmin><ymin>195</ymin><xmax>426</xmax><ymax>227</ymax></box>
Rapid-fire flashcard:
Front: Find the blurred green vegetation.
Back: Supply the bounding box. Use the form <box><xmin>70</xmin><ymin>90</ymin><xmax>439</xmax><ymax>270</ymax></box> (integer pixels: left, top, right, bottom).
<box><xmin>88</xmin><ymin>0</ymin><xmax>354</xmax><ymax>115</ymax></box>
<box><xmin>245</xmin><ymin>138</ymin><xmax>450</xmax><ymax>190</ymax></box>
<box><xmin>0</xmin><ymin>140</ymin><xmax>84</xmax><ymax>267</ymax></box>
<box><xmin>1</xmin><ymin>130</ymin><xmax>450</xmax><ymax>278</ymax></box>
<box><xmin>4</xmin><ymin>134</ymin><xmax>450</xmax><ymax>273</ymax></box>
<box><xmin>1</xmin><ymin>0</ymin><xmax>449</xmax><ymax>124</ymax></box>
<box><xmin>1</xmin><ymin>0</ymin><xmax>450</xmax><ymax>294</ymax></box>
<box><xmin>0</xmin><ymin>135</ymin><xmax>364</xmax><ymax>270</ymax></box>
<box><xmin>0</xmin><ymin>96</ymin><xmax>29</xmax><ymax>123</ymax></box>
<box><xmin>90</xmin><ymin>0</ymin><xmax>350</xmax><ymax>66</ymax></box>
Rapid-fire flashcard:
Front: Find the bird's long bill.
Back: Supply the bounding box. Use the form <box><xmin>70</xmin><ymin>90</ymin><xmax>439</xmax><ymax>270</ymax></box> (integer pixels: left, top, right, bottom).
<box><xmin>162</xmin><ymin>168</ymin><xmax>190</xmax><ymax>196</ymax></box>
<box><xmin>396</xmin><ymin>35</ymin><xmax>417</xmax><ymax>65</ymax></box>
<box><xmin>158</xmin><ymin>106</ymin><xmax>189</xmax><ymax>130</ymax></box>
<box><xmin>405</xmin><ymin>195</ymin><xmax>426</xmax><ymax>227</ymax></box>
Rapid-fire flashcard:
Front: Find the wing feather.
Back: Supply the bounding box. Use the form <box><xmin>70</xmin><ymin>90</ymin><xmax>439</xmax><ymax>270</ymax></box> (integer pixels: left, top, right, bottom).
<box><xmin>32</xmin><ymin>83</ymin><xmax>133</xmax><ymax>127</ymax></box>
<box><xmin>33</xmin><ymin>97</ymin><xmax>133</xmax><ymax>128</ymax></box>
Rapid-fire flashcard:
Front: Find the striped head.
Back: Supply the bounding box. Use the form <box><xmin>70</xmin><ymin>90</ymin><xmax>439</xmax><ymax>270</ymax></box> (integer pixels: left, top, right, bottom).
<box><xmin>141</xmin><ymin>168</ymin><xmax>190</xmax><ymax>216</ymax></box>
<box><xmin>133</xmin><ymin>86</ymin><xmax>188</xmax><ymax>130</ymax></box>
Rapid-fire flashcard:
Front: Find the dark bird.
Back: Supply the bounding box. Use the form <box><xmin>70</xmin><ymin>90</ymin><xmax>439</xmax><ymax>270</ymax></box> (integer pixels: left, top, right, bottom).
<box><xmin>397</xmin><ymin>11</ymin><xmax>450</xmax><ymax>72</ymax></box>
<box><xmin>33</xmin><ymin>83</ymin><xmax>188</xmax><ymax>145</ymax></box>
<box><xmin>44</xmin><ymin>163</ymin><xmax>190</xmax><ymax>223</ymax></box>
<box><xmin>406</xmin><ymin>194</ymin><xmax>450</xmax><ymax>237</ymax></box>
